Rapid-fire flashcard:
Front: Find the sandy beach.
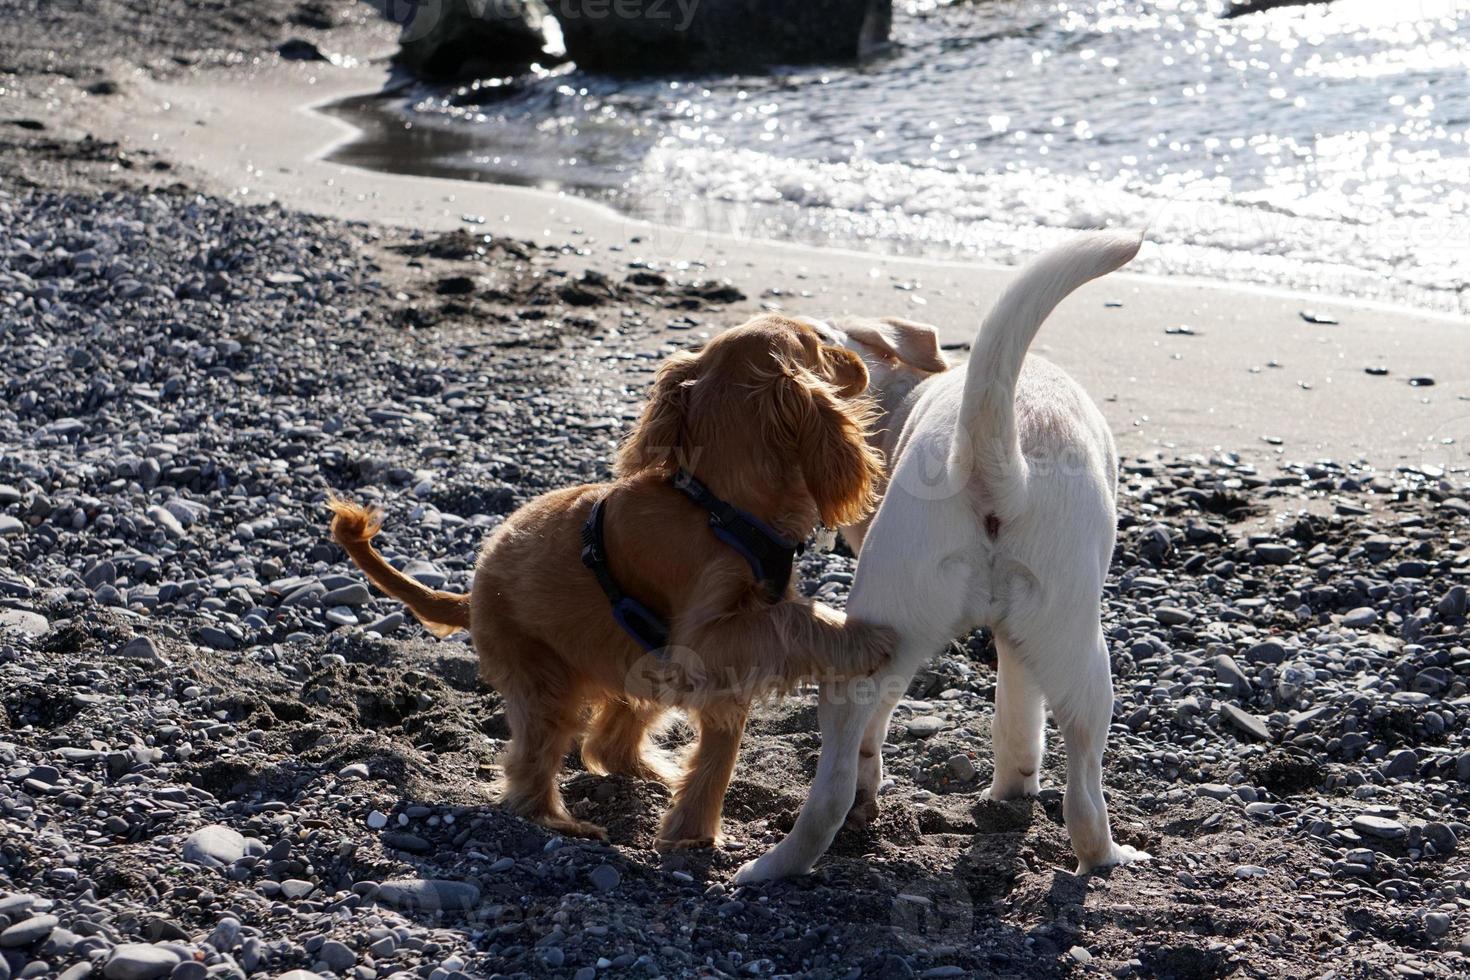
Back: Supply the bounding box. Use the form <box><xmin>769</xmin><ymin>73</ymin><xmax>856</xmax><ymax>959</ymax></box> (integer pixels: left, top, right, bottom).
<box><xmin>62</xmin><ymin>43</ymin><xmax>1468</xmax><ymax>470</ymax></box>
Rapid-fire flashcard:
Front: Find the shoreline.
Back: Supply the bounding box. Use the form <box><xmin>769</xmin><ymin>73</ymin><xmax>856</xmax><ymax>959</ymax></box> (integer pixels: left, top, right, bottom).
<box><xmin>62</xmin><ymin>50</ymin><xmax>1468</xmax><ymax>469</ymax></box>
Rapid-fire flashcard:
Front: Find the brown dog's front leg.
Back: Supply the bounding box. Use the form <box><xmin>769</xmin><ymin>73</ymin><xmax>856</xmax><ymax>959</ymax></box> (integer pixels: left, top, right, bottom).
<box><xmin>656</xmin><ymin>704</ymin><xmax>748</xmax><ymax>851</ymax></box>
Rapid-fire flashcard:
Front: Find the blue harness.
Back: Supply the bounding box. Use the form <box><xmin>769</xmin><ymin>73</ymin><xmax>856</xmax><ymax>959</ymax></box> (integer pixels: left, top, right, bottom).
<box><xmin>580</xmin><ymin>469</ymin><xmax>799</xmax><ymax>654</ymax></box>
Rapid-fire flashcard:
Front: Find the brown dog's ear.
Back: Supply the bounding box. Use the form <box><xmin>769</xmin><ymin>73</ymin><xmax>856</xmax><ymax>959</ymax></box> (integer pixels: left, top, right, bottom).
<box><xmin>774</xmin><ymin>365</ymin><xmax>885</xmax><ymax>528</ymax></box>
<box><xmin>616</xmin><ymin>350</ymin><xmax>699</xmax><ymax>476</ymax></box>
<box><xmin>841</xmin><ymin>317</ymin><xmax>948</xmax><ymax>373</ymax></box>
<box><xmin>822</xmin><ymin>343</ymin><xmax>870</xmax><ymax>398</ymax></box>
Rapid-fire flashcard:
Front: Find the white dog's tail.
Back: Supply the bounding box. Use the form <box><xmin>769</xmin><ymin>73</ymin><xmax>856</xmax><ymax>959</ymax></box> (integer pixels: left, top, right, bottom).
<box><xmin>953</xmin><ymin>230</ymin><xmax>1142</xmax><ymax>515</ymax></box>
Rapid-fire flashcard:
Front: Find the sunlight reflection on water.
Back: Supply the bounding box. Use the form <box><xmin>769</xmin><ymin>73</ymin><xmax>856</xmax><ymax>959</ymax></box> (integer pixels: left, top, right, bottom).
<box><xmin>335</xmin><ymin>0</ymin><xmax>1469</xmax><ymax>312</ymax></box>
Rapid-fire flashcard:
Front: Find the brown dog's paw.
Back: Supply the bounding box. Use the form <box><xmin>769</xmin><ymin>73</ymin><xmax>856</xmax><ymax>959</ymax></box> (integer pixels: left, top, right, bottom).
<box><xmin>655</xmin><ymin>834</ymin><xmax>717</xmax><ymax>853</ymax></box>
<box><xmin>541</xmin><ymin>816</ymin><xmax>609</xmax><ymax>842</ymax></box>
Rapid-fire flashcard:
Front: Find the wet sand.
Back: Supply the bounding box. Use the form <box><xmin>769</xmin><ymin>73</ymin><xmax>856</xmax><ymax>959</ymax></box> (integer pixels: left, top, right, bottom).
<box><xmin>65</xmin><ymin>50</ymin><xmax>1469</xmax><ymax>471</ymax></box>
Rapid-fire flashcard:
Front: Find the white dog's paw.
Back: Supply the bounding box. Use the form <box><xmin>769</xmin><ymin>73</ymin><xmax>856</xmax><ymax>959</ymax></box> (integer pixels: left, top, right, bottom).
<box><xmin>1076</xmin><ymin>842</ymin><xmax>1152</xmax><ymax>874</ymax></box>
<box><xmin>732</xmin><ymin>856</ymin><xmax>774</xmax><ymax>885</ymax></box>
<box><xmin>733</xmin><ymin>851</ymin><xmax>813</xmax><ymax>885</ymax></box>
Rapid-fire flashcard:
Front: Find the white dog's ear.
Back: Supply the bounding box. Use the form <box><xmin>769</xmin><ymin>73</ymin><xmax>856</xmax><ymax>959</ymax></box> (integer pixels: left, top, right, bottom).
<box><xmin>840</xmin><ymin>317</ymin><xmax>948</xmax><ymax>373</ymax></box>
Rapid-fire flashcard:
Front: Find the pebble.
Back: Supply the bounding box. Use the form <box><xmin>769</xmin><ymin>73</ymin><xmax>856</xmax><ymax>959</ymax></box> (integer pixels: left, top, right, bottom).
<box><xmin>589</xmin><ymin>864</ymin><xmax>621</xmax><ymax>893</ymax></box>
<box><xmin>1351</xmin><ymin>815</ymin><xmax>1407</xmax><ymax>841</ymax></box>
<box><xmin>1219</xmin><ymin>703</ymin><xmax>1271</xmax><ymax>742</ymax></box>
<box><xmin>182</xmin><ymin>825</ymin><xmax>246</xmax><ymax>868</ymax></box>
<box><xmin>374</xmin><ymin>879</ymin><xmax>481</xmax><ymax>912</ymax></box>
<box><xmin>0</xmin><ymin>609</ymin><xmax>48</xmax><ymax>636</ymax></box>
<box><xmin>0</xmin><ymin>914</ymin><xmax>58</xmax><ymax>947</ymax></box>
<box><xmin>1342</xmin><ymin>607</ymin><xmax>1379</xmax><ymax>628</ymax></box>
<box><xmin>905</xmin><ymin>716</ymin><xmax>948</xmax><ymax>738</ymax></box>
<box><xmin>318</xmin><ymin>940</ymin><xmax>355</xmax><ymax>971</ymax></box>
<box><xmin>104</xmin><ymin>944</ymin><xmax>182</xmax><ymax>980</ymax></box>
<box><xmin>117</xmin><ymin>636</ymin><xmax>166</xmax><ymax>664</ymax></box>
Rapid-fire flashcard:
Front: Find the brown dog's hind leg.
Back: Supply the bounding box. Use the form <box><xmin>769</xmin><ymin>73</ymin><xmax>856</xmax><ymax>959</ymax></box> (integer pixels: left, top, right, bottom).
<box><xmin>581</xmin><ymin>699</ymin><xmax>677</xmax><ymax>785</ymax></box>
<box><xmin>498</xmin><ymin>676</ymin><xmax>607</xmax><ymax>842</ymax></box>
<box><xmin>655</xmin><ymin>704</ymin><xmax>747</xmax><ymax>851</ymax></box>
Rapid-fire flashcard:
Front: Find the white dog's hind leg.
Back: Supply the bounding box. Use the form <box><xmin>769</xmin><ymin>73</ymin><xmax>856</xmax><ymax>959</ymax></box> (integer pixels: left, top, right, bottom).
<box><xmin>850</xmin><ymin>679</ymin><xmax>907</xmax><ymax>820</ymax></box>
<box><xmin>982</xmin><ymin>637</ymin><xmax>1044</xmax><ymax>800</ymax></box>
<box><xmin>732</xmin><ymin>673</ymin><xmax>879</xmax><ymax>884</ymax></box>
<box><xmin>1039</xmin><ymin>624</ymin><xmax>1151</xmax><ymax>873</ymax></box>
<box><xmin>733</xmin><ymin>630</ymin><xmax>944</xmax><ymax>884</ymax></box>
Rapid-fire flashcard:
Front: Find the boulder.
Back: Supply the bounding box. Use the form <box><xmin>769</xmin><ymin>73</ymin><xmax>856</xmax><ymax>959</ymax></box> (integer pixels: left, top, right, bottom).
<box><xmin>549</xmin><ymin>0</ymin><xmax>891</xmax><ymax>74</ymax></box>
<box><xmin>392</xmin><ymin>0</ymin><xmax>554</xmax><ymax>81</ymax></box>
<box><xmin>1222</xmin><ymin>0</ymin><xmax>1335</xmax><ymax>17</ymax></box>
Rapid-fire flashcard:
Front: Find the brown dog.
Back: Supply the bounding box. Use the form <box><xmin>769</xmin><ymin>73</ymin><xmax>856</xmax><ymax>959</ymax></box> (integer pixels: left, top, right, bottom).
<box><xmin>327</xmin><ymin>315</ymin><xmax>895</xmax><ymax>849</ymax></box>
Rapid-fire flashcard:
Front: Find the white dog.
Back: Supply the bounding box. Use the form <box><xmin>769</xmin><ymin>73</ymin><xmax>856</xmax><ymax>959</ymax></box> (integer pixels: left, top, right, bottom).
<box><xmin>736</xmin><ymin>230</ymin><xmax>1151</xmax><ymax>883</ymax></box>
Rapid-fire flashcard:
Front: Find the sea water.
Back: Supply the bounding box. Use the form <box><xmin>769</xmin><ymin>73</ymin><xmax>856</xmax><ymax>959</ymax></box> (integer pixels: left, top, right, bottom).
<box><xmin>326</xmin><ymin>0</ymin><xmax>1470</xmax><ymax>314</ymax></box>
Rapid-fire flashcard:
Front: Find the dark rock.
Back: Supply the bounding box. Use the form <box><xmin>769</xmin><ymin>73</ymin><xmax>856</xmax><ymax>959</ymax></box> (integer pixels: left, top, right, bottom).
<box><xmin>1220</xmin><ymin>703</ymin><xmax>1271</xmax><ymax>742</ymax></box>
<box><xmin>374</xmin><ymin>878</ymin><xmax>481</xmax><ymax>912</ymax></box>
<box><xmin>1222</xmin><ymin>0</ymin><xmax>1336</xmax><ymax>19</ymax></box>
<box><xmin>277</xmin><ymin>38</ymin><xmax>328</xmax><ymax>61</ymax></box>
<box><xmin>549</xmin><ymin>0</ymin><xmax>891</xmax><ymax>74</ymax></box>
<box><xmin>395</xmin><ymin>0</ymin><xmax>553</xmax><ymax>82</ymax></box>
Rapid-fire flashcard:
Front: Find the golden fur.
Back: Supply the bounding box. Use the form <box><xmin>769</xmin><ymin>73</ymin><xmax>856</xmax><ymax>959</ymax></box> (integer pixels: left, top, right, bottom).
<box><xmin>328</xmin><ymin>315</ymin><xmax>893</xmax><ymax>848</ymax></box>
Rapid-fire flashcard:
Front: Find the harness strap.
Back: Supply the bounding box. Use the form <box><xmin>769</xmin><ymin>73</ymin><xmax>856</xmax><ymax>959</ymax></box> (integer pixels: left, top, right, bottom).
<box><xmin>581</xmin><ymin>472</ymin><xmax>802</xmax><ymax>656</ymax></box>
<box><xmin>581</xmin><ymin>497</ymin><xmax>670</xmax><ymax>654</ymax></box>
<box><xmin>670</xmin><ymin>469</ymin><xmax>799</xmax><ymax>602</ymax></box>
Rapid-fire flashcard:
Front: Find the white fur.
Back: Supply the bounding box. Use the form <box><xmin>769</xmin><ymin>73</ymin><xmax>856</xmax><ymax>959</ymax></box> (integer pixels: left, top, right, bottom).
<box><xmin>737</xmin><ymin>231</ymin><xmax>1151</xmax><ymax>883</ymax></box>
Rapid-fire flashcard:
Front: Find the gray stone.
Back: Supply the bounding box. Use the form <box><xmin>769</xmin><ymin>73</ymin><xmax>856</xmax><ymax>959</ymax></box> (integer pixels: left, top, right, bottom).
<box><xmin>183</xmin><ymin>825</ymin><xmax>247</xmax><ymax>868</ymax></box>
<box><xmin>318</xmin><ymin>940</ymin><xmax>355</xmax><ymax>972</ymax></box>
<box><xmin>1213</xmin><ymin>654</ymin><xmax>1253</xmax><ymax>697</ymax></box>
<box><xmin>1342</xmin><ymin>607</ymin><xmax>1378</xmax><ymax>629</ymax></box>
<box><xmin>1242</xmin><ymin>640</ymin><xmax>1287</xmax><ymax>664</ymax></box>
<box><xmin>905</xmin><ymin>716</ymin><xmax>948</xmax><ymax>738</ymax></box>
<box><xmin>279</xmin><ymin>879</ymin><xmax>315</xmax><ymax>900</ymax></box>
<box><xmin>946</xmin><ymin>754</ymin><xmax>976</xmax><ymax>781</ymax></box>
<box><xmin>1155</xmin><ymin>605</ymin><xmax>1194</xmax><ymax>626</ymax></box>
<box><xmin>589</xmin><ymin>864</ymin><xmax>621</xmax><ymax>893</ymax></box>
<box><xmin>117</xmin><ymin>636</ymin><xmax>166</xmax><ymax>664</ymax></box>
<box><xmin>374</xmin><ymin>878</ymin><xmax>481</xmax><ymax>912</ymax></box>
<box><xmin>104</xmin><ymin>944</ymin><xmax>182</xmax><ymax>980</ymax></box>
<box><xmin>1254</xmin><ymin>542</ymin><xmax>1295</xmax><ymax>564</ymax></box>
<box><xmin>0</xmin><ymin>515</ymin><xmax>23</xmax><ymax>536</ymax></box>
<box><xmin>1423</xmin><ymin>822</ymin><xmax>1457</xmax><ymax>854</ymax></box>
<box><xmin>397</xmin><ymin>0</ymin><xmax>552</xmax><ymax>82</ymax></box>
<box><xmin>0</xmin><ymin>914</ymin><xmax>58</xmax><ymax>947</ymax></box>
<box><xmin>197</xmin><ymin>626</ymin><xmax>236</xmax><ymax>650</ymax></box>
<box><xmin>1437</xmin><ymin>585</ymin><xmax>1467</xmax><ymax>618</ymax></box>
<box><xmin>0</xmin><ymin>609</ymin><xmax>48</xmax><ymax>637</ymax></box>
<box><xmin>1381</xmin><ymin>748</ymin><xmax>1418</xmax><ymax>780</ymax></box>
<box><xmin>145</xmin><ymin>505</ymin><xmax>185</xmax><ymax>538</ymax></box>
<box><xmin>322</xmin><ymin>583</ymin><xmax>370</xmax><ymax>607</ymax></box>
<box><xmin>169</xmin><ymin>963</ymin><xmax>206</xmax><ymax>980</ymax></box>
<box><xmin>1220</xmin><ymin>703</ymin><xmax>1271</xmax><ymax>742</ymax></box>
<box><xmin>1351</xmin><ymin>814</ymin><xmax>1407</xmax><ymax>840</ymax></box>
<box><xmin>365</xmin><ymin>612</ymin><xmax>404</xmax><ymax>635</ymax></box>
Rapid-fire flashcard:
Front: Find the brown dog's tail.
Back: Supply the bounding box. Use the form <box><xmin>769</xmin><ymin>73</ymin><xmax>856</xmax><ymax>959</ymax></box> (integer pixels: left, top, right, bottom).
<box><xmin>326</xmin><ymin>496</ymin><xmax>471</xmax><ymax>638</ymax></box>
